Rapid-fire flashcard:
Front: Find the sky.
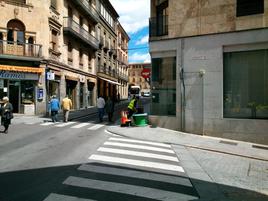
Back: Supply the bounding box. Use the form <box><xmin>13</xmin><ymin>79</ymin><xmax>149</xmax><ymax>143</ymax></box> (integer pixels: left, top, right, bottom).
<box><xmin>110</xmin><ymin>0</ymin><xmax>151</xmax><ymax>64</ymax></box>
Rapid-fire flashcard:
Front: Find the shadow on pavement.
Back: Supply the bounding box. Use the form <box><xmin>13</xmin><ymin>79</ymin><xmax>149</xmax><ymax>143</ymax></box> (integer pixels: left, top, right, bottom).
<box><xmin>0</xmin><ymin>162</ymin><xmax>267</xmax><ymax>201</ymax></box>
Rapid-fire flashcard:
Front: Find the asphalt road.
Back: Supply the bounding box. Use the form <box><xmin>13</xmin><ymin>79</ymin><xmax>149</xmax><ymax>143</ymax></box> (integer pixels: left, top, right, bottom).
<box><xmin>0</xmin><ymin>108</ymin><xmax>199</xmax><ymax>201</ymax></box>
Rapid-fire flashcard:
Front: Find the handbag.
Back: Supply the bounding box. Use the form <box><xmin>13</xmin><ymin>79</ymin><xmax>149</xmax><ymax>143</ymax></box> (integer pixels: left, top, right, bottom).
<box><xmin>5</xmin><ymin>111</ymin><xmax>13</xmax><ymax>120</ymax></box>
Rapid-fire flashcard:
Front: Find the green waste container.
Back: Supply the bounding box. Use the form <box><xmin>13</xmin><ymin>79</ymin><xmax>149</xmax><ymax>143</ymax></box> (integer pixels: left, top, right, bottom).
<box><xmin>133</xmin><ymin>113</ymin><xmax>148</xmax><ymax>126</ymax></box>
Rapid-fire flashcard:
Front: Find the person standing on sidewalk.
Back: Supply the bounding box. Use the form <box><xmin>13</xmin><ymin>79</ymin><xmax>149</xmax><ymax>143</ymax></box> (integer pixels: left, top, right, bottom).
<box><xmin>0</xmin><ymin>97</ymin><xmax>13</xmax><ymax>134</ymax></box>
<box><xmin>97</xmin><ymin>95</ymin><xmax>105</xmax><ymax>122</ymax></box>
<box><xmin>61</xmin><ymin>95</ymin><xmax>72</xmax><ymax>122</ymax></box>
<box><xmin>50</xmin><ymin>95</ymin><xmax>60</xmax><ymax>123</ymax></box>
<box><xmin>105</xmin><ymin>96</ymin><xmax>114</xmax><ymax>122</ymax></box>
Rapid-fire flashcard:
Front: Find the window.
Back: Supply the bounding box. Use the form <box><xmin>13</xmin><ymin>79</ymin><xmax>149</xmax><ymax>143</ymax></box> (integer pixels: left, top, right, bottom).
<box><xmin>223</xmin><ymin>49</ymin><xmax>268</xmax><ymax>119</ymax></box>
<box><xmin>51</xmin><ymin>0</ymin><xmax>57</xmax><ymax>10</ymax></box>
<box><xmin>68</xmin><ymin>7</ymin><xmax>73</xmax><ymax>18</ymax></box>
<box><xmin>7</xmin><ymin>19</ymin><xmax>25</xmax><ymax>44</ymax></box>
<box><xmin>151</xmin><ymin>57</ymin><xmax>176</xmax><ymax>116</ymax></box>
<box><xmin>236</xmin><ymin>0</ymin><xmax>264</xmax><ymax>17</ymax></box>
<box><xmin>67</xmin><ymin>42</ymin><xmax>73</xmax><ymax>65</ymax></box>
<box><xmin>50</xmin><ymin>30</ymin><xmax>58</xmax><ymax>51</ymax></box>
<box><xmin>5</xmin><ymin>0</ymin><xmax>26</xmax><ymax>5</ymax></box>
<box><xmin>79</xmin><ymin>49</ymin><xmax>83</xmax><ymax>68</ymax></box>
<box><xmin>79</xmin><ymin>16</ymin><xmax>83</xmax><ymax>27</ymax></box>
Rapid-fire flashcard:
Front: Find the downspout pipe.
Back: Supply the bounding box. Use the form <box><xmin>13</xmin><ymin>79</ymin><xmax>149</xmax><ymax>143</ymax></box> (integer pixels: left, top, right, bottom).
<box><xmin>179</xmin><ymin>39</ymin><xmax>185</xmax><ymax>132</ymax></box>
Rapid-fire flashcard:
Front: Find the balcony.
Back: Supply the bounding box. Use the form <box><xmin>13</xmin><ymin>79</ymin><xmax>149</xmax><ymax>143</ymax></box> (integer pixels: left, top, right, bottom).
<box><xmin>119</xmin><ymin>72</ymin><xmax>128</xmax><ymax>82</ymax></box>
<box><xmin>149</xmin><ymin>15</ymin><xmax>168</xmax><ymax>37</ymax></box>
<box><xmin>98</xmin><ymin>65</ymin><xmax>118</xmax><ymax>78</ymax></box>
<box><xmin>63</xmin><ymin>17</ymin><xmax>99</xmax><ymax>50</ymax></box>
<box><xmin>0</xmin><ymin>40</ymin><xmax>42</xmax><ymax>60</ymax></box>
<box><xmin>72</xmin><ymin>0</ymin><xmax>99</xmax><ymax>24</ymax></box>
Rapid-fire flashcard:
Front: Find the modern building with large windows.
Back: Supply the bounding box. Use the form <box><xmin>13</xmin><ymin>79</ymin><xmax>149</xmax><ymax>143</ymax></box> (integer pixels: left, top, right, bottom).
<box><xmin>149</xmin><ymin>0</ymin><xmax>268</xmax><ymax>144</ymax></box>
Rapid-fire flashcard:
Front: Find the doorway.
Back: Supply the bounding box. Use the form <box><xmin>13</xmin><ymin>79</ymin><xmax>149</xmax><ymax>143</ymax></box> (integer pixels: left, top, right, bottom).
<box><xmin>9</xmin><ymin>81</ymin><xmax>20</xmax><ymax>113</ymax></box>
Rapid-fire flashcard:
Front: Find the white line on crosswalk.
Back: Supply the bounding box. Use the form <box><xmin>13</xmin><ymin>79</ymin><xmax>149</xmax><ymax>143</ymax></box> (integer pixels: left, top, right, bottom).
<box><xmin>104</xmin><ymin>141</ymin><xmax>174</xmax><ymax>153</ymax></box>
<box><xmin>88</xmin><ymin>124</ymin><xmax>105</xmax><ymax>130</ymax></box>
<box><xmin>89</xmin><ymin>154</ymin><xmax>184</xmax><ymax>173</ymax></box>
<box><xmin>43</xmin><ymin>193</ymin><xmax>97</xmax><ymax>201</ymax></box>
<box><xmin>109</xmin><ymin>137</ymin><xmax>171</xmax><ymax>148</ymax></box>
<box><xmin>97</xmin><ymin>147</ymin><xmax>179</xmax><ymax>162</ymax></box>
<box><xmin>40</xmin><ymin>122</ymin><xmax>57</xmax><ymax>126</ymax></box>
<box><xmin>71</xmin><ymin>123</ymin><xmax>91</xmax><ymax>128</ymax></box>
<box><xmin>55</xmin><ymin>122</ymin><xmax>76</xmax><ymax>127</ymax></box>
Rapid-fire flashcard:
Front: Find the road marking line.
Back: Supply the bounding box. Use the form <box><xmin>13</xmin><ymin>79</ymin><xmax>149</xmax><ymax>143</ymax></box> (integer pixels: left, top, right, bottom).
<box><xmin>55</xmin><ymin>122</ymin><xmax>76</xmax><ymax>127</ymax></box>
<box><xmin>40</xmin><ymin>122</ymin><xmax>57</xmax><ymax>126</ymax></box>
<box><xmin>97</xmin><ymin>147</ymin><xmax>179</xmax><ymax>162</ymax></box>
<box><xmin>104</xmin><ymin>141</ymin><xmax>174</xmax><ymax>153</ymax></box>
<box><xmin>71</xmin><ymin>123</ymin><xmax>91</xmax><ymax>128</ymax></box>
<box><xmin>43</xmin><ymin>193</ymin><xmax>97</xmax><ymax>201</ymax></box>
<box><xmin>89</xmin><ymin>154</ymin><xmax>184</xmax><ymax>173</ymax></box>
<box><xmin>88</xmin><ymin>124</ymin><xmax>104</xmax><ymax>130</ymax></box>
<box><xmin>109</xmin><ymin>137</ymin><xmax>171</xmax><ymax>148</ymax></box>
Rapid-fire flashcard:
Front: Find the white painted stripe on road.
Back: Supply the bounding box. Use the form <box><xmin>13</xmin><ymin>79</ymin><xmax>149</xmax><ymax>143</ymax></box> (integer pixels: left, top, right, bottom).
<box><xmin>88</xmin><ymin>124</ymin><xmax>104</xmax><ymax>130</ymax></box>
<box><xmin>71</xmin><ymin>123</ymin><xmax>91</xmax><ymax>128</ymax></box>
<box><xmin>55</xmin><ymin>122</ymin><xmax>76</xmax><ymax>127</ymax></box>
<box><xmin>43</xmin><ymin>193</ymin><xmax>97</xmax><ymax>201</ymax></box>
<box><xmin>40</xmin><ymin>122</ymin><xmax>57</xmax><ymax>126</ymax></box>
<box><xmin>63</xmin><ymin>176</ymin><xmax>192</xmax><ymax>200</ymax></box>
<box><xmin>97</xmin><ymin>147</ymin><xmax>179</xmax><ymax>162</ymax></box>
<box><xmin>24</xmin><ymin>122</ymin><xmax>38</xmax><ymax>125</ymax></box>
<box><xmin>104</xmin><ymin>141</ymin><xmax>174</xmax><ymax>153</ymax></box>
<box><xmin>109</xmin><ymin>137</ymin><xmax>171</xmax><ymax>148</ymax></box>
<box><xmin>89</xmin><ymin>154</ymin><xmax>184</xmax><ymax>173</ymax></box>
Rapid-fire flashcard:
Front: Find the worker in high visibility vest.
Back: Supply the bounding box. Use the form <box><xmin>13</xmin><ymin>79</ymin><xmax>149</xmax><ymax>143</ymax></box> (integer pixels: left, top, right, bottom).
<box><xmin>127</xmin><ymin>95</ymin><xmax>138</xmax><ymax>119</ymax></box>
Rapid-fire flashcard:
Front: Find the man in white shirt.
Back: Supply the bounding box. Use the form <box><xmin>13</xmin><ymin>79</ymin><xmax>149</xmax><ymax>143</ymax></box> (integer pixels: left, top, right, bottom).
<box><xmin>97</xmin><ymin>95</ymin><xmax>105</xmax><ymax>122</ymax></box>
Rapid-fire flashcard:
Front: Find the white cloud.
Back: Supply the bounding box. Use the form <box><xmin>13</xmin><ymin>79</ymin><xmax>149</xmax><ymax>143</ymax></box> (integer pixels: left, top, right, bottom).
<box><xmin>129</xmin><ymin>52</ymin><xmax>151</xmax><ymax>63</ymax></box>
<box><xmin>110</xmin><ymin>0</ymin><xmax>150</xmax><ymax>34</ymax></box>
<box><xmin>135</xmin><ymin>34</ymin><xmax>149</xmax><ymax>45</ymax></box>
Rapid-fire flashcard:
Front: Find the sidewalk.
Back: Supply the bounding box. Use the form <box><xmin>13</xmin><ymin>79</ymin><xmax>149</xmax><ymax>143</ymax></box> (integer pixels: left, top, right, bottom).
<box><xmin>106</xmin><ymin>125</ymin><xmax>268</xmax><ymax>161</ymax></box>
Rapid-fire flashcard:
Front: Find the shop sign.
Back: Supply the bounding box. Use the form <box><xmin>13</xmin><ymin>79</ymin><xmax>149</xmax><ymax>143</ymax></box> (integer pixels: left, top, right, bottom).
<box><xmin>47</xmin><ymin>72</ymin><xmax>55</xmax><ymax>80</ymax></box>
<box><xmin>37</xmin><ymin>88</ymin><xmax>44</xmax><ymax>100</ymax></box>
<box><xmin>0</xmin><ymin>70</ymin><xmax>39</xmax><ymax>80</ymax></box>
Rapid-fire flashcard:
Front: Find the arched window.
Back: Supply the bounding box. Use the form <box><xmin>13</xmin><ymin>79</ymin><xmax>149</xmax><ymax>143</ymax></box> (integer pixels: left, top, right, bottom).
<box><xmin>7</xmin><ymin>19</ymin><xmax>25</xmax><ymax>44</ymax></box>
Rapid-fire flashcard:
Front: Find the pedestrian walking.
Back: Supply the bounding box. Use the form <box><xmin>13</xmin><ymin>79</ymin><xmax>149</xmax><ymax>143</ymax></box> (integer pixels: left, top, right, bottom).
<box><xmin>97</xmin><ymin>95</ymin><xmax>105</xmax><ymax>122</ymax></box>
<box><xmin>61</xmin><ymin>95</ymin><xmax>72</xmax><ymax>122</ymax></box>
<box><xmin>0</xmin><ymin>97</ymin><xmax>13</xmax><ymax>134</ymax></box>
<box><xmin>50</xmin><ymin>95</ymin><xmax>60</xmax><ymax>122</ymax></box>
<box><xmin>127</xmin><ymin>95</ymin><xmax>138</xmax><ymax>119</ymax></box>
<box><xmin>105</xmin><ymin>96</ymin><xmax>114</xmax><ymax>122</ymax></box>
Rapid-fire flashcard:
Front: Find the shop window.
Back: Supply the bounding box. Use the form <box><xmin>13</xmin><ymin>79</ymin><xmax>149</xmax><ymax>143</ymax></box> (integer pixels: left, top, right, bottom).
<box><xmin>236</xmin><ymin>0</ymin><xmax>264</xmax><ymax>17</ymax></box>
<box><xmin>151</xmin><ymin>57</ymin><xmax>176</xmax><ymax>116</ymax></box>
<box><xmin>21</xmin><ymin>81</ymin><xmax>34</xmax><ymax>104</ymax></box>
<box><xmin>0</xmin><ymin>80</ymin><xmax>8</xmax><ymax>99</ymax></box>
<box><xmin>224</xmin><ymin>49</ymin><xmax>268</xmax><ymax>119</ymax></box>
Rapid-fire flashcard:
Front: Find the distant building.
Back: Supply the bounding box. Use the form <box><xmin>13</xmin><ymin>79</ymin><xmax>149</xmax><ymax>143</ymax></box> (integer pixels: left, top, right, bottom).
<box><xmin>128</xmin><ymin>63</ymin><xmax>151</xmax><ymax>95</ymax></box>
<box><xmin>149</xmin><ymin>0</ymin><xmax>268</xmax><ymax>144</ymax></box>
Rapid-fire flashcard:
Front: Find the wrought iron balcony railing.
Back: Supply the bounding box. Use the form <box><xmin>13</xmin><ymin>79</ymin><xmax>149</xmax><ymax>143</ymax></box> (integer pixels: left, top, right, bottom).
<box><xmin>0</xmin><ymin>40</ymin><xmax>42</xmax><ymax>58</ymax></box>
<box><xmin>73</xmin><ymin>0</ymin><xmax>99</xmax><ymax>23</ymax></box>
<box><xmin>149</xmin><ymin>15</ymin><xmax>168</xmax><ymax>37</ymax></box>
<box><xmin>63</xmin><ymin>17</ymin><xmax>99</xmax><ymax>50</ymax></box>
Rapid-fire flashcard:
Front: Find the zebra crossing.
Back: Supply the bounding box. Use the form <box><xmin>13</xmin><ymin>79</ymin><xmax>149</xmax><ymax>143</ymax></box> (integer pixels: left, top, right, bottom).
<box><xmin>25</xmin><ymin>121</ymin><xmax>106</xmax><ymax>131</ymax></box>
<box><xmin>43</xmin><ymin>136</ymin><xmax>199</xmax><ymax>201</ymax></box>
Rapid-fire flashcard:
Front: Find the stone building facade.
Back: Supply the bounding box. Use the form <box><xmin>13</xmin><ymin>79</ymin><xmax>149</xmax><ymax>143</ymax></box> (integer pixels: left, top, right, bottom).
<box><xmin>149</xmin><ymin>0</ymin><xmax>268</xmax><ymax>144</ymax></box>
<box><xmin>0</xmin><ymin>0</ymin><xmax>129</xmax><ymax>115</ymax></box>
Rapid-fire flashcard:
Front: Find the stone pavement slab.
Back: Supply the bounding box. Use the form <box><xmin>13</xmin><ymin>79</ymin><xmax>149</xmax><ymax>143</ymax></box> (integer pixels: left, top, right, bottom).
<box><xmin>106</xmin><ymin>126</ymin><xmax>268</xmax><ymax>161</ymax></box>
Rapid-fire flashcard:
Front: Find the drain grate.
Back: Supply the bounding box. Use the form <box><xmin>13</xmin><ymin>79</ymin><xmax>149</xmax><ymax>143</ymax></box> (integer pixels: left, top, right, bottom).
<box><xmin>252</xmin><ymin>145</ymin><xmax>268</xmax><ymax>150</ymax></box>
<box><xmin>219</xmin><ymin>140</ymin><xmax>238</xmax><ymax>146</ymax></box>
